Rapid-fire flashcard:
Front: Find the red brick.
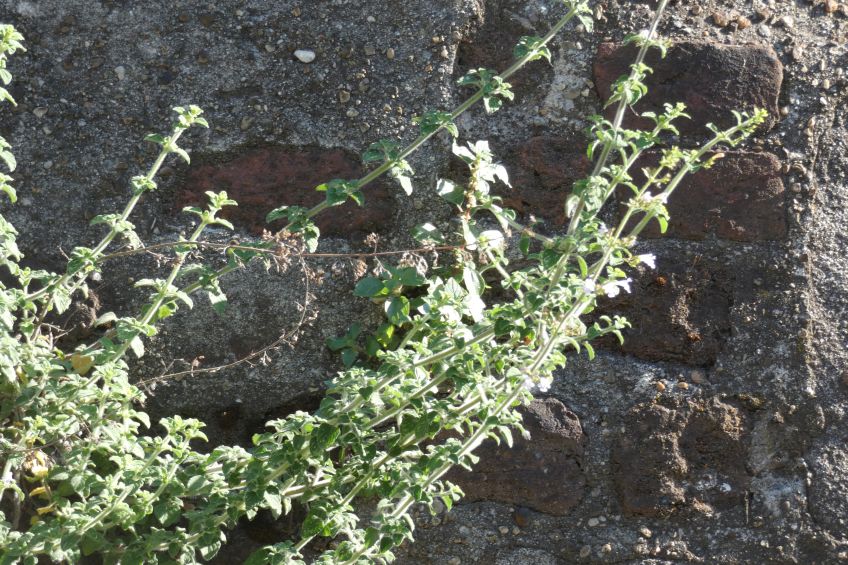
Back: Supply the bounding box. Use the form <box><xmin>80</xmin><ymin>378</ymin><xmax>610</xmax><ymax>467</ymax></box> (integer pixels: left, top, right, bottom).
<box><xmin>497</xmin><ymin>135</ymin><xmax>590</xmax><ymax>225</ymax></box>
<box><xmin>596</xmin><ymin>257</ymin><xmax>732</xmax><ymax>366</ymax></box>
<box><xmin>446</xmin><ymin>398</ymin><xmax>586</xmax><ymax>515</ymax></box>
<box><xmin>631</xmin><ymin>151</ymin><xmax>787</xmax><ymax>242</ymax></box>
<box><xmin>612</xmin><ymin>398</ymin><xmax>749</xmax><ymax>517</ymax></box>
<box><xmin>594</xmin><ymin>41</ymin><xmax>782</xmax><ymax>137</ymax></box>
<box><xmin>176</xmin><ymin>146</ymin><xmax>395</xmax><ymax>236</ymax></box>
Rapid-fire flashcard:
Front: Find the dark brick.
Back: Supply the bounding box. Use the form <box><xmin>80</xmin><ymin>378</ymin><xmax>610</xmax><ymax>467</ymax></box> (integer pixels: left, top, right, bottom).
<box><xmin>456</xmin><ymin>0</ymin><xmax>552</xmax><ymax>93</ymax></box>
<box><xmin>593</xmin><ymin>41</ymin><xmax>782</xmax><ymax>137</ymax></box>
<box><xmin>497</xmin><ymin>135</ymin><xmax>590</xmax><ymax>225</ymax></box>
<box><xmin>631</xmin><ymin>151</ymin><xmax>787</xmax><ymax>242</ymax></box>
<box><xmin>611</xmin><ymin>398</ymin><xmax>749</xmax><ymax>517</ymax></box>
<box><xmin>446</xmin><ymin>398</ymin><xmax>586</xmax><ymax>515</ymax></box>
<box><xmin>176</xmin><ymin>146</ymin><xmax>395</xmax><ymax>236</ymax></box>
<box><xmin>597</xmin><ymin>257</ymin><xmax>732</xmax><ymax>366</ymax></box>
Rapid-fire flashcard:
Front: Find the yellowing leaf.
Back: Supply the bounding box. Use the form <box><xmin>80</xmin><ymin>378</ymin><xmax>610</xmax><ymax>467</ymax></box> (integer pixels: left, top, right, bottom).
<box><xmin>70</xmin><ymin>354</ymin><xmax>94</xmax><ymax>376</ymax></box>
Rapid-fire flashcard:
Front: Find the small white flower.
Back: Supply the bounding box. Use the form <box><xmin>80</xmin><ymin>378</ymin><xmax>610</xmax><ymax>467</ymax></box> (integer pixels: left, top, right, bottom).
<box><xmin>582</xmin><ymin>279</ymin><xmax>596</xmax><ymax>294</ymax></box>
<box><xmin>637</xmin><ymin>253</ymin><xmax>656</xmax><ymax>269</ymax></box>
<box><xmin>602</xmin><ymin>278</ymin><xmax>632</xmax><ymax>298</ymax></box>
<box><xmin>537</xmin><ymin>376</ymin><xmax>553</xmax><ymax>393</ymax></box>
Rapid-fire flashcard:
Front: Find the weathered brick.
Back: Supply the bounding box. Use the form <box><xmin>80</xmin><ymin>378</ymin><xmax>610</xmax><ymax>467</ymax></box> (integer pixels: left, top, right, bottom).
<box><xmin>456</xmin><ymin>0</ymin><xmax>552</xmax><ymax>92</ymax></box>
<box><xmin>631</xmin><ymin>151</ymin><xmax>787</xmax><ymax>242</ymax></box>
<box><xmin>446</xmin><ymin>398</ymin><xmax>586</xmax><ymax>515</ymax></box>
<box><xmin>597</xmin><ymin>257</ymin><xmax>732</xmax><ymax>366</ymax></box>
<box><xmin>176</xmin><ymin>146</ymin><xmax>395</xmax><ymax>236</ymax></box>
<box><xmin>611</xmin><ymin>398</ymin><xmax>749</xmax><ymax>517</ymax></box>
<box><xmin>497</xmin><ymin>135</ymin><xmax>589</xmax><ymax>225</ymax></box>
<box><xmin>593</xmin><ymin>41</ymin><xmax>782</xmax><ymax>137</ymax></box>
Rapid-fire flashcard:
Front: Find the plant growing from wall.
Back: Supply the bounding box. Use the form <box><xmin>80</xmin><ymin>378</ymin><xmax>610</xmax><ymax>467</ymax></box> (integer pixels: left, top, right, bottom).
<box><xmin>0</xmin><ymin>1</ymin><xmax>766</xmax><ymax>563</ymax></box>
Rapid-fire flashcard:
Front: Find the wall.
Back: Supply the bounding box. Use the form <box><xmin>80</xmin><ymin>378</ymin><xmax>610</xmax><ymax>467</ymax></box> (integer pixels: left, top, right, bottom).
<box><xmin>1</xmin><ymin>0</ymin><xmax>846</xmax><ymax>562</ymax></box>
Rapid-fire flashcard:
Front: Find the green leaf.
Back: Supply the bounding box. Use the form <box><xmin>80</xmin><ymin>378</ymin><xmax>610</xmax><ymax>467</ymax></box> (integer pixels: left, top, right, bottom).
<box><xmin>0</xmin><ymin>149</ymin><xmax>15</xmax><ymax>172</ymax></box>
<box><xmin>354</xmin><ymin>276</ymin><xmax>386</xmax><ymax>298</ymax></box>
<box><xmin>341</xmin><ymin>348</ymin><xmax>358</xmax><ymax>367</ymax></box>
<box><xmin>128</xmin><ymin>336</ymin><xmax>145</xmax><ymax>358</ymax></box>
<box><xmin>264</xmin><ymin>491</ymin><xmax>283</xmax><ymax>518</ymax></box>
<box><xmin>411</xmin><ymin>223</ymin><xmax>445</xmax><ymax>244</ymax></box>
<box><xmin>437</xmin><ymin>179</ymin><xmax>464</xmax><ymax>206</ymax></box>
<box><xmin>385</xmin><ymin>296</ymin><xmax>410</xmax><ymax>325</ymax></box>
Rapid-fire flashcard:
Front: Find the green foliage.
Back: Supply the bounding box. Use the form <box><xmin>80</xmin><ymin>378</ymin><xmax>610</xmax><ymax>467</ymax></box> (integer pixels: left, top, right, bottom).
<box><xmin>0</xmin><ymin>3</ymin><xmax>769</xmax><ymax>564</ymax></box>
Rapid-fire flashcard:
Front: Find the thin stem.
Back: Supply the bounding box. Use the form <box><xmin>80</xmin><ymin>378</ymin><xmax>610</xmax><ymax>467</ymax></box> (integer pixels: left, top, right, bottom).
<box><xmin>565</xmin><ymin>0</ymin><xmax>670</xmax><ymax>237</ymax></box>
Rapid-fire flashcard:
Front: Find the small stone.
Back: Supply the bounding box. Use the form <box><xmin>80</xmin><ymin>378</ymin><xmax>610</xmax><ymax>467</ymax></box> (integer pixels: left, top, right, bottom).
<box><xmin>822</xmin><ymin>79</ymin><xmax>831</xmax><ymax>90</ymax></box>
<box><xmin>778</xmin><ymin>15</ymin><xmax>794</xmax><ymax>28</ymax></box>
<box><xmin>712</xmin><ymin>12</ymin><xmax>730</xmax><ymax>27</ymax></box>
<box><xmin>513</xmin><ymin>506</ymin><xmax>532</xmax><ymax>527</ymax></box>
<box><xmin>824</xmin><ymin>0</ymin><xmax>838</xmax><ymax>13</ymax></box>
<box><xmin>264</xmin><ymin>44</ymin><xmax>275</xmax><ymax>53</ymax></box>
<box><xmin>736</xmin><ymin>16</ymin><xmax>752</xmax><ymax>29</ymax></box>
<box><xmin>758</xmin><ymin>24</ymin><xmax>771</xmax><ymax>37</ymax></box>
<box><xmin>677</xmin><ymin>381</ymin><xmax>689</xmax><ymax>390</ymax></box>
<box><xmin>579</xmin><ymin>545</ymin><xmax>592</xmax><ymax>558</ymax></box>
<box><xmin>655</xmin><ymin>381</ymin><xmax>666</xmax><ymax>392</ymax></box>
<box><xmin>440</xmin><ymin>46</ymin><xmax>449</xmax><ymax>59</ymax></box>
<box><xmin>448</xmin><ymin>558</ymin><xmax>461</xmax><ymax>565</ymax></box>
<box><xmin>346</xmin><ymin>108</ymin><xmax>359</xmax><ymax>118</ymax></box>
<box><xmin>364</xmin><ymin>45</ymin><xmax>376</xmax><ymax>56</ymax></box>
<box><xmin>498</xmin><ymin>526</ymin><xmax>509</xmax><ymax>535</ymax></box>
<box><xmin>602</xmin><ymin>543</ymin><xmax>612</xmax><ymax>554</ymax></box>
<box><xmin>386</xmin><ymin>47</ymin><xmax>395</xmax><ymax>60</ymax></box>
<box><xmin>338</xmin><ymin>90</ymin><xmax>351</xmax><ymax>103</ymax></box>
<box><xmin>293</xmin><ymin>49</ymin><xmax>316</xmax><ymax>63</ymax></box>
<box><xmin>114</xmin><ymin>65</ymin><xmax>126</xmax><ymax>80</ymax></box>
<box><xmin>690</xmin><ymin>370</ymin><xmax>705</xmax><ymax>384</ymax></box>
<box><xmin>240</xmin><ymin>117</ymin><xmax>253</xmax><ymax>130</ymax></box>
<box><xmin>291</xmin><ymin>6</ymin><xmax>301</xmax><ymax>17</ymax></box>
<box><xmin>177</xmin><ymin>12</ymin><xmax>190</xmax><ymax>23</ymax></box>
<box><xmin>588</xmin><ymin>517</ymin><xmax>600</xmax><ymax>527</ymax></box>
<box><xmin>512</xmin><ymin>526</ymin><xmax>520</xmax><ymax>535</ymax></box>
<box><xmin>792</xmin><ymin>46</ymin><xmax>803</xmax><ymax>61</ymax></box>
<box><xmin>32</xmin><ymin>106</ymin><xmax>47</xmax><ymax>118</ymax></box>
<box><xmin>640</xmin><ymin>526</ymin><xmax>653</xmax><ymax>538</ymax></box>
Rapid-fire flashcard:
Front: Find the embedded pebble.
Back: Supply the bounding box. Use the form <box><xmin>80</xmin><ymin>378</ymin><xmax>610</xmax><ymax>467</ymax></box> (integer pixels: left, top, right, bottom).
<box><xmin>499</xmin><ymin>526</ymin><xmax>510</xmax><ymax>535</ymax></box>
<box><xmin>293</xmin><ymin>49</ymin><xmax>315</xmax><ymax>63</ymax></box>
<box><xmin>588</xmin><ymin>517</ymin><xmax>600</xmax><ymax>527</ymax></box>
<box><xmin>640</xmin><ymin>526</ymin><xmax>653</xmax><ymax>538</ymax></box>
<box><xmin>712</xmin><ymin>12</ymin><xmax>730</xmax><ymax>27</ymax></box>
<box><xmin>579</xmin><ymin>545</ymin><xmax>591</xmax><ymax>558</ymax></box>
<box><xmin>386</xmin><ymin>47</ymin><xmax>395</xmax><ymax>60</ymax></box>
<box><xmin>114</xmin><ymin>65</ymin><xmax>126</xmax><ymax>80</ymax></box>
<box><xmin>32</xmin><ymin>107</ymin><xmax>47</xmax><ymax>118</ymax></box>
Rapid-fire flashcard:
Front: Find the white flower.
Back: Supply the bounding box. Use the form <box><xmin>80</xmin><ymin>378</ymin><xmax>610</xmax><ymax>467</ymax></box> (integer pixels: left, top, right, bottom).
<box><xmin>582</xmin><ymin>279</ymin><xmax>596</xmax><ymax>294</ymax></box>
<box><xmin>601</xmin><ymin>278</ymin><xmax>632</xmax><ymax>298</ymax></box>
<box><xmin>637</xmin><ymin>253</ymin><xmax>656</xmax><ymax>269</ymax></box>
<box><xmin>520</xmin><ymin>373</ymin><xmax>553</xmax><ymax>393</ymax></box>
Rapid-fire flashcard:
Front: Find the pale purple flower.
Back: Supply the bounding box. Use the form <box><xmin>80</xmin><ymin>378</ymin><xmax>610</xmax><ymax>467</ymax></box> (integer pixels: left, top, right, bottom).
<box><xmin>582</xmin><ymin>279</ymin><xmax>596</xmax><ymax>294</ymax></box>
<box><xmin>637</xmin><ymin>253</ymin><xmax>656</xmax><ymax>269</ymax></box>
<box><xmin>601</xmin><ymin>278</ymin><xmax>632</xmax><ymax>298</ymax></box>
